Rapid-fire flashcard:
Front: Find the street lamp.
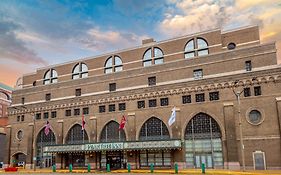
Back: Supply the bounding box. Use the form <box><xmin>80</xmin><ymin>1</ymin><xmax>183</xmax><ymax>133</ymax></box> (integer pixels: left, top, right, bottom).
<box><xmin>232</xmin><ymin>80</ymin><xmax>246</xmax><ymax>171</ymax></box>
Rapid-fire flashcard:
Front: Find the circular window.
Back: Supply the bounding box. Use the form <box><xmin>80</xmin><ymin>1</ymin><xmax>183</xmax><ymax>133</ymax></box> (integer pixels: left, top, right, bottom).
<box><xmin>17</xmin><ymin>130</ymin><xmax>23</xmax><ymax>140</ymax></box>
<box><xmin>248</xmin><ymin>110</ymin><xmax>262</xmax><ymax>125</ymax></box>
<box><xmin>227</xmin><ymin>43</ymin><xmax>236</xmax><ymax>50</ymax></box>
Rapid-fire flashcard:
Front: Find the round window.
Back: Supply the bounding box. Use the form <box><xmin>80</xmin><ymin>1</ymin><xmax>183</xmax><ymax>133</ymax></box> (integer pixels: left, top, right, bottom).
<box><xmin>227</xmin><ymin>43</ymin><xmax>236</xmax><ymax>50</ymax></box>
<box><xmin>17</xmin><ymin>130</ymin><xmax>23</xmax><ymax>140</ymax></box>
<box><xmin>248</xmin><ymin>110</ymin><xmax>262</xmax><ymax>125</ymax></box>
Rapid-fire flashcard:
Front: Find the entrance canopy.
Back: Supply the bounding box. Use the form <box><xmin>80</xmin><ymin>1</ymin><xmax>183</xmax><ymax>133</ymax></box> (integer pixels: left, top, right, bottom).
<box><xmin>43</xmin><ymin>140</ymin><xmax>181</xmax><ymax>153</ymax></box>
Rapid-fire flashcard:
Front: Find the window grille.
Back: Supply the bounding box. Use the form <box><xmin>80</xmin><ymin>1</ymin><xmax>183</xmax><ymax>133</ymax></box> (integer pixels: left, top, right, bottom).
<box><xmin>196</xmin><ymin>93</ymin><xmax>205</xmax><ymax>102</ymax></box>
<box><xmin>138</xmin><ymin>100</ymin><xmax>145</xmax><ymax>109</ymax></box>
<box><xmin>139</xmin><ymin>117</ymin><xmax>170</xmax><ymax>141</ymax></box>
<box><xmin>149</xmin><ymin>99</ymin><xmax>157</xmax><ymax>107</ymax></box>
<box><xmin>182</xmin><ymin>95</ymin><xmax>191</xmax><ymax>104</ymax></box>
<box><xmin>66</xmin><ymin>124</ymin><xmax>89</xmax><ymax>144</ymax></box>
<box><xmin>100</xmin><ymin>121</ymin><xmax>126</xmax><ymax>142</ymax></box>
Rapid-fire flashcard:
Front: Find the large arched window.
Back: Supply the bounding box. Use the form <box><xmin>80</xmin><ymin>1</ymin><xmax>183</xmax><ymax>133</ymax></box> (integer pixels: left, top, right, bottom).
<box><xmin>184</xmin><ymin>113</ymin><xmax>223</xmax><ymax>168</ymax></box>
<box><xmin>72</xmin><ymin>63</ymin><xmax>88</xmax><ymax>79</ymax></box>
<box><xmin>104</xmin><ymin>56</ymin><xmax>123</xmax><ymax>74</ymax></box>
<box><xmin>139</xmin><ymin>117</ymin><xmax>169</xmax><ymax>141</ymax></box>
<box><xmin>143</xmin><ymin>47</ymin><xmax>164</xmax><ymax>67</ymax></box>
<box><xmin>66</xmin><ymin>124</ymin><xmax>89</xmax><ymax>144</ymax></box>
<box><xmin>184</xmin><ymin>38</ymin><xmax>209</xmax><ymax>59</ymax></box>
<box><xmin>36</xmin><ymin>128</ymin><xmax>56</xmax><ymax>167</ymax></box>
<box><xmin>100</xmin><ymin>121</ymin><xmax>126</xmax><ymax>142</ymax></box>
<box><xmin>43</xmin><ymin>69</ymin><xmax>58</xmax><ymax>85</ymax></box>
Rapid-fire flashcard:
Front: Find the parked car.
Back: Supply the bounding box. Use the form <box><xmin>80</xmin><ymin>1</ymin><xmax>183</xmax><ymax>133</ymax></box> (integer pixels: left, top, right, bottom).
<box><xmin>17</xmin><ymin>161</ymin><xmax>25</xmax><ymax>167</ymax></box>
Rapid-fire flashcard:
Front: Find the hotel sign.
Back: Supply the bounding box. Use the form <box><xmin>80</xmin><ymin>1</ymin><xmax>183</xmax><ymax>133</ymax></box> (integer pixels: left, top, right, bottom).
<box><xmin>44</xmin><ymin>140</ymin><xmax>181</xmax><ymax>153</ymax></box>
<box><xmin>85</xmin><ymin>142</ymin><xmax>123</xmax><ymax>151</ymax></box>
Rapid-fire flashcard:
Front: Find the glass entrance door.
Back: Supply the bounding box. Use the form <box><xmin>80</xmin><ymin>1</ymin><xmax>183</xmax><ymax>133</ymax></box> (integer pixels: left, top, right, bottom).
<box><xmin>106</xmin><ymin>151</ymin><xmax>123</xmax><ymax>169</ymax></box>
<box><xmin>195</xmin><ymin>154</ymin><xmax>213</xmax><ymax>168</ymax></box>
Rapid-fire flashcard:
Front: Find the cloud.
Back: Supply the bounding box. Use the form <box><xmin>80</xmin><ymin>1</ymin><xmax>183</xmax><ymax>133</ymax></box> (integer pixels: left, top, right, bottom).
<box><xmin>76</xmin><ymin>28</ymin><xmax>148</xmax><ymax>52</ymax></box>
<box><xmin>158</xmin><ymin>0</ymin><xmax>281</xmax><ymax>45</ymax></box>
<box><xmin>0</xmin><ymin>17</ymin><xmax>47</xmax><ymax>65</ymax></box>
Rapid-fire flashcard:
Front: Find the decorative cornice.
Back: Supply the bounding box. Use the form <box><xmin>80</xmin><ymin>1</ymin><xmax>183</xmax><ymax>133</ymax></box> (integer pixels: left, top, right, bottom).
<box><xmin>8</xmin><ymin>74</ymin><xmax>281</xmax><ymax>115</ymax></box>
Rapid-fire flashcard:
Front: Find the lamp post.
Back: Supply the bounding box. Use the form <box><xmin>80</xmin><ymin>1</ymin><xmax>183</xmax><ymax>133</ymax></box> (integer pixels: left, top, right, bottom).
<box><xmin>232</xmin><ymin>81</ymin><xmax>246</xmax><ymax>171</ymax></box>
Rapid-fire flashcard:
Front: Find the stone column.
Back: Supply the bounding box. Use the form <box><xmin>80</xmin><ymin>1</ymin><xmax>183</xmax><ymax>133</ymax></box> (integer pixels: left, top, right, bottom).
<box><xmin>25</xmin><ymin>123</ymin><xmax>34</xmax><ymax>169</ymax></box>
<box><xmin>89</xmin><ymin>117</ymin><xmax>97</xmax><ymax>169</ymax></box>
<box><xmin>223</xmin><ymin>102</ymin><xmax>240</xmax><ymax>170</ymax></box>
<box><xmin>171</xmin><ymin>108</ymin><xmax>184</xmax><ymax>169</ymax></box>
<box><xmin>3</xmin><ymin>125</ymin><xmax>11</xmax><ymax>168</ymax></box>
<box><xmin>56</xmin><ymin>120</ymin><xmax>63</xmax><ymax>169</ymax></box>
<box><xmin>127</xmin><ymin>112</ymin><xmax>136</xmax><ymax>141</ymax></box>
<box><xmin>275</xmin><ymin>97</ymin><xmax>281</xmax><ymax>168</ymax></box>
<box><xmin>90</xmin><ymin>117</ymin><xmax>97</xmax><ymax>142</ymax></box>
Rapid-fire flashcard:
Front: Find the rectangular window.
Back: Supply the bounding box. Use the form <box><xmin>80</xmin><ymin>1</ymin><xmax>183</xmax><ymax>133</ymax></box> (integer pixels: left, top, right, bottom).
<box><xmin>193</xmin><ymin>69</ymin><xmax>203</xmax><ymax>79</ymax></box>
<box><xmin>254</xmin><ymin>86</ymin><xmax>261</xmax><ymax>96</ymax></box>
<box><xmin>51</xmin><ymin>111</ymin><xmax>57</xmax><ymax>118</ymax></box>
<box><xmin>75</xmin><ymin>88</ymin><xmax>81</xmax><ymax>96</ymax></box>
<box><xmin>119</xmin><ymin>103</ymin><xmax>126</xmax><ymax>111</ymax></box>
<box><xmin>209</xmin><ymin>91</ymin><xmax>220</xmax><ymax>101</ymax></box>
<box><xmin>35</xmin><ymin>113</ymin><xmax>41</xmax><ymax>120</ymax></box>
<box><xmin>160</xmin><ymin>98</ymin><xmax>169</xmax><ymax>106</ymax></box>
<box><xmin>43</xmin><ymin>112</ymin><xmax>49</xmax><ymax>119</ymax></box>
<box><xmin>245</xmin><ymin>60</ymin><xmax>252</xmax><ymax>71</ymax></box>
<box><xmin>182</xmin><ymin>95</ymin><xmax>191</xmax><ymax>104</ymax></box>
<box><xmin>196</xmin><ymin>93</ymin><xmax>205</xmax><ymax>102</ymax></box>
<box><xmin>138</xmin><ymin>100</ymin><xmax>145</xmax><ymax>109</ymax></box>
<box><xmin>99</xmin><ymin>105</ymin><xmax>106</xmax><ymax>113</ymax></box>
<box><xmin>148</xmin><ymin>76</ymin><xmax>156</xmax><ymax>86</ymax></box>
<box><xmin>45</xmin><ymin>93</ymin><xmax>51</xmax><ymax>101</ymax></box>
<box><xmin>74</xmin><ymin>108</ymin><xmax>80</xmax><ymax>116</ymax></box>
<box><xmin>65</xmin><ymin>109</ymin><xmax>71</xmax><ymax>116</ymax></box>
<box><xmin>83</xmin><ymin>107</ymin><xmax>89</xmax><ymax>115</ymax></box>
<box><xmin>17</xmin><ymin>116</ymin><xmax>20</xmax><ymax>122</ymax></box>
<box><xmin>244</xmin><ymin>87</ymin><xmax>251</xmax><ymax>97</ymax></box>
<box><xmin>109</xmin><ymin>104</ymin><xmax>116</xmax><ymax>112</ymax></box>
<box><xmin>149</xmin><ymin>99</ymin><xmax>157</xmax><ymax>107</ymax></box>
<box><xmin>21</xmin><ymin>97</ymin><xmax>25</xmax><ymax>104</ymax></box>
<box><xmin>21</xmin><ymin>115</ymin><xmax>24</xmax><ymax>121</ymax></box>
<box><xmin>109</xmin><ymin>83</ymin><xmax>116</xmax><ymax>92</ymax></box>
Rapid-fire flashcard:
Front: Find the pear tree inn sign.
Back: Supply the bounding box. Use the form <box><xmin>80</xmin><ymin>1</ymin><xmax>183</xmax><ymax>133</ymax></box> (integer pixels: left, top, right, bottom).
<box><xmin>43</xmin><ymin>140</ymin><xmax>181</xmax><ymax>153</ymax></box>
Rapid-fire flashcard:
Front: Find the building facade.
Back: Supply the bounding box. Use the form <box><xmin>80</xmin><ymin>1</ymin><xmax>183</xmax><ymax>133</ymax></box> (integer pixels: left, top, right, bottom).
<box><xmin>6</xmin><ymin>26</ymin><xmax>281</xmax><ymax>170</ymax></box>
<box><xmin>0</xmin><ymin>83</ymin><xmax>12</xmax><ymax>168</ymax></box>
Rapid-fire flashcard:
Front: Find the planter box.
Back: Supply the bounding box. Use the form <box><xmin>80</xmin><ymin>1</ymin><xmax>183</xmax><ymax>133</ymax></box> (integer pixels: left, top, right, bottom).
<box><xmin>4</xmin><ymin>167</ymin><xmax>18</xmax><ymax>172</ymax></box>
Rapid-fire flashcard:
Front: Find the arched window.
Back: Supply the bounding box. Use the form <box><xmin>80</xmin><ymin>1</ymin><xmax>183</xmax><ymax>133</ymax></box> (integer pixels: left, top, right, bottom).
<box><xmin>66</xmin><ymin>124</ymin><xmax>89</xmax><ymax>144</ymax></box>
<box><xmin>139</xmin><ymin>117</ymin><xmax>169</xmax><ymax>141</ymax></box>
<box><xmin>104</xmin><ymin>56</ymin><xmax>123</xmax><ymax>74</ymax></box>
<box><xmin>184</xmin><ymin>113</ymin><xmax>222</xmax><ymax>168</ymax></box>
<box><xmin>43</xmin><ymin>69</ymin><xmax>58</xmax><ymax>85</ymax></box>
<box><xmin>143</xmin><ymin>47</ymin><xmax>164</xmax><ymax>67</ymax></box>
<box><xmin>36</xmin><ymin>128</ymin><xmax>56</xmax><ymax>167</ymax></box>
<box><xmin>184</xmin><ymin>38</ymin><xmax>209</xmax><ymax>59</ymax></box>
<box><xmin>72</xmin><ymin>63</ymin><xmax>88</xmax><ymax>79</ymax></box>
<box><xmin>100</xmin><ymin>121</ymin><xmax>126</xmax><ymax>142</ymax></box>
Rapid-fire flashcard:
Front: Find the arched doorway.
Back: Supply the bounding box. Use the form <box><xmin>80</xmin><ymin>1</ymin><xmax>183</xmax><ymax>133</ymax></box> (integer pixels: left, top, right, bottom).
<box><xmin>36</xmin><ymin>128</ymin><xmax>56</xmax><ymax>168</ymax></box>
<box><xmin>12</xmin><ymin>152</ymin><xmax>26</xmax><ymax>167</ymax></box>
<box><xmin>138</xmin><ymin>117</ymin><xmax>171</xmax><ymax>167</ymax></box>
<box><xmin>100</xmin><ymin>121</ymin><xmax>126</xmax><ymax>169</ymax></box>
<box><xmin>184</xmin><ymin>113</ymin><xmax>223</xmax><ymax>168</ymax></box>
<box><xmin>65</xmin><ymin>124</ymin><xmax>89</xmax><ymax>168</ymax></box>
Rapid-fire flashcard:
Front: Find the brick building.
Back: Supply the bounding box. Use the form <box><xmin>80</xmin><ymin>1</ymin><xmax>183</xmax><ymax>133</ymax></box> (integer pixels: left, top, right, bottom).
<box><xmin>0</xmin><ymin>82</ymin><xmax>12</xmax><ymax>168</ymax></box>
<box><xmin>6</xmin><ymin>26</ymin><xmax>281</xmax><ymax>170</ymax></box>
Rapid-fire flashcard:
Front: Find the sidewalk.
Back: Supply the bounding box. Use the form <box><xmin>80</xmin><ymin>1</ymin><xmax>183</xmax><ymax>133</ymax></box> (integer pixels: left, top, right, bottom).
<box><xmin>1</xmin><ymin>168</ymin><xmax>281</xmax><ymax>174</ymax></box>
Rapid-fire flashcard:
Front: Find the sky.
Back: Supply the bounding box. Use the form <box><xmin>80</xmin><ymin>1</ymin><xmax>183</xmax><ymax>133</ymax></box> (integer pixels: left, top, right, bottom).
<box><xmin>0</xmin><ymin>0</ymin><xmax>281</xmax><ymax>87</ymax></box>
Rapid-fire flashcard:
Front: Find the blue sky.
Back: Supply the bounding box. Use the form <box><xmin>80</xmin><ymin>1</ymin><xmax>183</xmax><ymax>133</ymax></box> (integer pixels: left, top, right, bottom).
<box><xmin>0</xmin><ymin>0</ymin><xmax>281</xmax><ymax>86</ymax></box>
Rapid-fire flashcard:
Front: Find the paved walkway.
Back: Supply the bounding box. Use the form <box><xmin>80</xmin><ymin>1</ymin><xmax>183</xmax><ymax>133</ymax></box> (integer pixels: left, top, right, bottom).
<box><xmin>1</xmin><ymin>168</ymin><xmax>281</xmax><ymax>174</ymax></box>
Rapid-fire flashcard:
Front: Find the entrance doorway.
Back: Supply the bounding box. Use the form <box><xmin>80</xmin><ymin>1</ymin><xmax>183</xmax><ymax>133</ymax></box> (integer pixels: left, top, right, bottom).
<box><xmin>106</xmin><ymin>151</ymin><xmax>123</xmax><ymax>169</ymax></box>
<box><xmin>253</xmin><ymin>151</ymin><xmax>266</xmax><ymax>170</ymax></box>
<box><xmin>195</xmin><ymin>154</ymin><xmax>213</xmax><ymax>168</ymax></box>
<box><xmin>184</xmin><ymin>113</ymin><xmax>223</xmax><ymax>168</ymax></box>
<box><xmin>65</xmin><ymin>153</ymin><xmax>85</xmax><ymax>168</ymax></box>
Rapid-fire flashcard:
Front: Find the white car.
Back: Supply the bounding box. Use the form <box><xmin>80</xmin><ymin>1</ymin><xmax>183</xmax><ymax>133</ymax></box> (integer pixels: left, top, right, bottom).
<box><xmin>17</xmin><ymin>161</ymin><xmax>25</xmax><ymax>167</ymax></box>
